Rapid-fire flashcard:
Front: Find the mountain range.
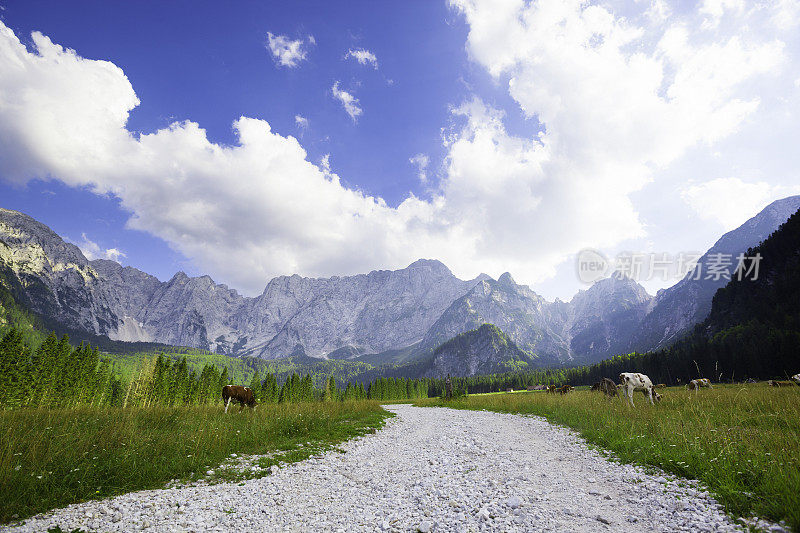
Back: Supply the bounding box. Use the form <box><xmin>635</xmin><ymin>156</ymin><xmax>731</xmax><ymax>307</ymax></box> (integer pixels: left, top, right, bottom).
<box><xmin>2</xmin><ymin>195</ymin><xmax>799</xmax><ymax>371</ymax></box>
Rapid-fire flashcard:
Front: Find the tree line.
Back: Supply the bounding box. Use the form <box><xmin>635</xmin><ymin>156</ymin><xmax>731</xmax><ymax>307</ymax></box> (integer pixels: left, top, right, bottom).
<box><xmin>0</xmin><ymin>329</ymin><xmax>430</xmax><ymax>409</ymax></box>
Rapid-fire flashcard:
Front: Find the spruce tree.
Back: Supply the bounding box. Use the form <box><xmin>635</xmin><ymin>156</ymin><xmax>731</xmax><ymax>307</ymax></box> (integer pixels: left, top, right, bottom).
<box><xmin>248</xmin><ymin>371</ymin><xmax>262</xmax><ymax>402</ymax></box>
<box><xmin>0</xmin><ymin>328</ymin><xmax>29</xmax><ymax>407</ymax></box>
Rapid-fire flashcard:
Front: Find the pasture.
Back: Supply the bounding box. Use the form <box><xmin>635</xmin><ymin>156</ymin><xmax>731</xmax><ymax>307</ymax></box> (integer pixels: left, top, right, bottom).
<box><xmin>0</xmin><ymin>400</ymin><xmax>390</xmax><ymax>523</ymax></box>
<box><xmin>415</xmin><ymin>383</ymin><xmax>800</xmax><ymax>529</ymax></box>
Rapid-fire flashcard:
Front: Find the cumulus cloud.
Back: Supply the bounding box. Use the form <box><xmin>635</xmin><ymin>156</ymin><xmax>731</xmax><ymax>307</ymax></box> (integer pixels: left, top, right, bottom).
<box><xmin>345</xmin><ymin>48</ymin><xmax>378</xmax><ymax>69</ymax></box>
<box><xmin>72</xmin><ymin>233</ymin><xmax>126</xmax><ymax>263</ymax></box>
<box><xmin>331</xmin><ymin>81</ymin><xmax>362</xmax><ymax>121</ymax></box>
<box><xmin>409</xmin><ymin>154</ymin><xmax>430</xmax><ymax>183</ymax></box>
<box><xmin>446</xmin><ymin>0</ymin><xmax>789</xmax><ymax>279</ymax></box>
<box><xmin>0</xmin><ymin>3</ymin><xmax>796</xmax><ymax>296</ymax></box>
<box><xmin>682</xmin><ymin>178</ymin><xmax>800</xmax><ymax>230</ymax></box>
<box><xmin>266</xmin><ymin>32</ymin><xmax>313</xmax><ymax>68</ymax></box>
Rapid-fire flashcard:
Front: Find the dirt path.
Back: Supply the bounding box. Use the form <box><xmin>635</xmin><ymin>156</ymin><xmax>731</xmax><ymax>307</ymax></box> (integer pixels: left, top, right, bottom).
<box><xmin>5</xmin><ymin>405</ymin><xmax>743</xmax><ymax>532</ymax></box>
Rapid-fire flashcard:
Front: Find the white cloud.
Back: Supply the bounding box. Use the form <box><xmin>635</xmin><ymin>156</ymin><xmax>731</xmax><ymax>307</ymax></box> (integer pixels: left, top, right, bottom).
<box><xmin>445</xmin><ymin>0</ymin><xmax>790</xmax><ymax>284</ymax></box>
<box><xmin>73</xmin><ymin>233</ymin><xmax>126</xmax><ymax>263</ymax></box>
<box><xmin>331</xmin><ymin>81</ymin><xmax>362</xmax><ymax>121</ymax></box>
<box><xmin>682</xmin><ymin>178</ymin><xmax>800</xmax><ymax>230</ymax></box>
<box><xmin>266</xmin><ymin>32</ymin><xmax>312</xmax><ymax>68</ymax></box>
<box><xmin>700</xmin><ymin>0</ymin><xmax>744</xmax><ymax>29</ymax></box>
<box><xmin>771</xmin><ymin>0</ymin><xmax>800</xmax><ymax>30</ymax></box>
<box><xmin>0</xmin><ymin>4</ymin><xmax>797</xmax><ymax>298</ymax></box>
<box><xmin>409</xmin><ymin>153</ymin><xmax>430</xmax><ymax>183</ymax></box>
<box><xmin>345</xmin><ymin>48</ymin><xmax>378</xmax><ymax>69</ymax></box>
<box><xmin>294</xmin><ymin>114</ymin><xmax>309</xmax><ymax>129</ymax></box>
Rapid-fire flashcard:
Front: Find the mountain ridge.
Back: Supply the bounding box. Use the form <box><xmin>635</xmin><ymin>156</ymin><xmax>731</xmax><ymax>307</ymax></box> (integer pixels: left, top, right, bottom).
<box><xmin>2</xmin><ymin>198</ymin><xmax>798</xmax><ymax>365</ymax></box>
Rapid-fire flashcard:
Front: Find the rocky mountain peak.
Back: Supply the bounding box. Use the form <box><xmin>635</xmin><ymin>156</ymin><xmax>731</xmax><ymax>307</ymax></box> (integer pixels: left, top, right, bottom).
<box><xmin>497</xmin><ymin>272</ymin><xmax>516</xmax><ymax>286</ymax></box>
<box><xmin>405</xmin><ymin>258</ymin><xmax>454</xmax><ymax>277</ymax></box>
<box><xmin>630</xmin><ymin>197</ymin><xmax>800</xmax><ymax>352</ymax></box>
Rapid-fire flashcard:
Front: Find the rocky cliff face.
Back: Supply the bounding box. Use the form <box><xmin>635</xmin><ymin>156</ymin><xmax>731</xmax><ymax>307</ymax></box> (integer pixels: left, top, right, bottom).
<box><xmin>421</xmin><ymin>324</ymin><xmax>537</xmax><ymax>378</ymax></box>
<box><xmin>3</xmin><ymin>197</ymin><xmax>797</xmax><ymax>365</ymax></box>
<box><xmin>0</xmin><ymin>208</ymin><xmax>120</xmax><ymax>336</ymax></box>
<box><xmin>420</xmin><ymin>273</ymin><xmax>572</xmax><ymax>366</ymax></box>
<box><xmin>0</xmin><ymin>210</ymin><xmax>486</xmax><ymax>359</ymax></box>
<box><xmin>567</xmin><ymin>275</ymin><xmax>652</xmax><ymax>362</ymax></box>
<box><xmin>629</xmin><ymin>195</ymin><xmax>800</xmax><ymax>352</ymax></box>
<box><xmin>236</xmin><ymin>260</ymin><xmax>483</xmax><ymax>358</ymax></box>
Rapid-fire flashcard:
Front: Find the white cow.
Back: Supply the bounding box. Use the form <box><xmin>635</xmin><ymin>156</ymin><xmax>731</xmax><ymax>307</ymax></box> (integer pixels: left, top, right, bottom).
<box><xmin>619</xmin><ymin>372</ymin><xmax>661</xmax><ymax>407</ymax></box>
<box><xmin>792</xmin><ymin>373</ymin><xmax>800</xmax><ymax>386</ymax></box>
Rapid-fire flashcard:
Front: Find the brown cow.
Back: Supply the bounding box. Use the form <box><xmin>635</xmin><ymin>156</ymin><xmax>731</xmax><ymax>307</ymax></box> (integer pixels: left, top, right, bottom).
<box><xmin>222</xmin><ymin>385</ymin><xmax>257</xmax><ymax>412</ymax></box>
<box><xmin>687</xmin><ymin>378</ymin><xmax>712</xmax><ymax>392</ymax></box>
<box><xmin>591</xmin><ymin>379</ymin><xmax>617</xmax><ymax>394</ymax></box>
<box><xmin>558</xmin><ymin>385</ymin><xmax>573</xmax><ymax>395</ymax></box>
<box><xmin>595</xmin><ymin>378</ymin><xmax>617</xmax><ymax>398</ymax></box>
<box><xmin>547</xmin><ymin>385</ymin><xmax>558</xmax><ymax>394</ymax></box>
<box><xmin>655</xmin><ymin>384</ymin><xmax>667</xmax><ymax>389</ymax></box>
<box><xmin>768</xmin><ymin>380</ymin><xmax>795</xmax><ymax>387</ymax></box>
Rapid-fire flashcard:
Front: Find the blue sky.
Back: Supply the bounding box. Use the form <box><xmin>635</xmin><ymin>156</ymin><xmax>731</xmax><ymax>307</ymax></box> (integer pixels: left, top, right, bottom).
<box><xmin>0</xmin><ymin>1</ymin><xmax>502</xmax><ymax>279</ymax></box>
<box><xmin>1</xmin><ymin>0</ymin><xmax>799</xmax><ymax>299</ymax></box>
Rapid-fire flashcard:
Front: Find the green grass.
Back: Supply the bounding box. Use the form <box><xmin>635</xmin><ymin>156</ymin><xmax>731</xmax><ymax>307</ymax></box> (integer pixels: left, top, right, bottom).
<box><xmin>0</xmin><ymin>400</ymin><xmax>391</xmax><ymax>523</ymax></box>
<box><xmin>415</xmin><ymin>383</ymin><xmax>800</xmax><ymax>529</ymax></box>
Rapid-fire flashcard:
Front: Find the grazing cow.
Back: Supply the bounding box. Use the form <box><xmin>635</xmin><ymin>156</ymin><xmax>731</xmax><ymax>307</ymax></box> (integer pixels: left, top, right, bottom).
<box><xmin>222</xmin><ymin>385</ymin><xmax>257</xmax><ymax>413</ymax></box>
<box><xmin>547</xmin><ymin>385</ymin><xmax>558</xmax><ymax>394</ymax></box>
<box><xmin>687</xmin><ymin>378</ymin><xmax>713</xmax><ymax>392</ymax></box>
<box><xmin>768</xmin><ymin>380</ymin><xmax>795</xmax><ymax>387</ymax></box>
<box><xmin>655</xmin><ymin>384</ymin><xmax>667</xmax><ymax>389</ymax></box>
<box><xmin>619</xmin><ymin>373</ymin><xmax>661</xmax><ymax>407</ymax></box>
<box><xmin>591</xmin><ymin>378</ymin><xmax>618</xmax><ymax>398</ymax></box>
<box><xmin>598</xmin><ymin>378</ymin><xmax>617</xmax><ymax>398</ymax></box>
<box><xmin>558</xmin><ymin>385</ymin><xmax>573</xmax><ymax>395</ymax></box>
<box><xmin>792</xmin><ymin>374</ymin><xmax>800</xmax><ymax>386</ymax></box>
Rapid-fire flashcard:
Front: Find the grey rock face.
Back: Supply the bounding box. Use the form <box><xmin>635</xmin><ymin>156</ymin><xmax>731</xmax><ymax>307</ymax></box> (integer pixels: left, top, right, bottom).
<box><xmin>567</xmin><ymin>275</ymin><xmax>652</xmax><ymax>362</ymax></box>
<box><xmin>3</xmin><ymin>196</ymin><xmax>797</xmax><ymax>366</ymax></box>
<box><xmin>0</xmin><ymin>208</ymin><xmax>120</xmax><ymax>336</ymax></box>
<box><xmin>0</xmin><ymin>211</ymin><xmax>484</xmax><ymax>359</ymax></box>
<box><xmin>236</xmin><ymin>260</ymin><xmax>482</xmax><ymax>358</ymax></box>
<box><xmin>629</xmin><ymin>195</ymin><xmax>800</xmax><ymax>352</ymax></box>
<box><xmin>421</xmin><ymin>273</ymin><xmax>572</xmax><ymax>365</ymax></box>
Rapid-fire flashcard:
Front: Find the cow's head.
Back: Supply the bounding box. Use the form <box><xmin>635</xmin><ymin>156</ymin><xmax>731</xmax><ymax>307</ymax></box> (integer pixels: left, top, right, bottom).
<box><xmin>654</xmin><ymin>391</ymin><xmax>663</xmax><ymax>402</ymax></box>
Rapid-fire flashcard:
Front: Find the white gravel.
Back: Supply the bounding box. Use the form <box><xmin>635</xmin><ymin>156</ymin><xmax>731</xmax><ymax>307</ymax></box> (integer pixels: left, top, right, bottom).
<box><xmin>5</xmin><ymin>405</ymin><xmax>750</xmax><ymax>532</ymax></box>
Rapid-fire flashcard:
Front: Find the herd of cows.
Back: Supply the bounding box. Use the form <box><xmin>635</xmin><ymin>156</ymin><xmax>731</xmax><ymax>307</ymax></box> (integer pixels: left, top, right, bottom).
<box><xmin>220</xmin><ymin>373</ymin><xmax>800</xmax><ymax>413</ymax></box>
<box><xmin>548</xmin><ymin>372</ymin><xmax>800</xmax><ymax>407</ymax></box>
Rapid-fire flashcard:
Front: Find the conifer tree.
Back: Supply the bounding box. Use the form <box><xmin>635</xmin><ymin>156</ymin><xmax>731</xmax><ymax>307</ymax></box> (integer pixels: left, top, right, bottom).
<box><xmin>248</xmin><ymin>371</ymin><xmax>262</xmax><ymax>402</ymax></box>
<box><xmin>0</xmin><ymin>328</ymin><xmax>29</xmax><ymax>407</ymax></box>
<box><xmin>262</xmin><ymin>373</ymin><xmax>278</xmax><ymax>403</ymax></box>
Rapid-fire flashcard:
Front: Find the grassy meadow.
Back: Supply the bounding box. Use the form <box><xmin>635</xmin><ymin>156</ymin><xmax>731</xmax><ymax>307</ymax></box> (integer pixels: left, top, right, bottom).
<box><xmin>415</xmin><ymin>383</ymin><xmax>800</xmax><ymax>529</ymax></box>
<box><xmin>0</xmin><ymin>400</ymin><xmax>390</xmax><ymax>523</ymax></box>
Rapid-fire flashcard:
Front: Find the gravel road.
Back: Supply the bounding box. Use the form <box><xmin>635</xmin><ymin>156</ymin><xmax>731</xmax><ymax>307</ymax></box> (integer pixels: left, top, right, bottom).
<box><xmin>6</xmin><ymin>405</ymin><xmax>747</xmax><ymax>532</ymax></box>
